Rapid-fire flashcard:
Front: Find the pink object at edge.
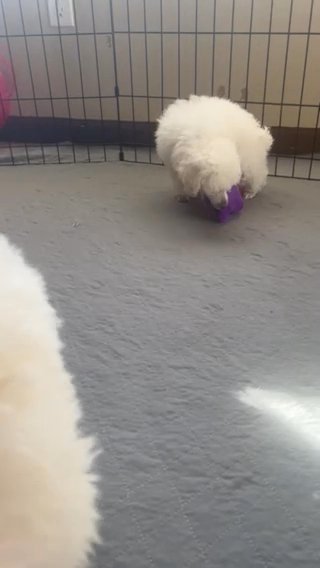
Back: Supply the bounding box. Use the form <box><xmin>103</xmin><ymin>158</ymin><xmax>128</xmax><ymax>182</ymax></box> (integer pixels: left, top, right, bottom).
<box><xmin>0</xmin><ymin>55</ymin><xmax>14</xmax><ymax>127</ymax></box>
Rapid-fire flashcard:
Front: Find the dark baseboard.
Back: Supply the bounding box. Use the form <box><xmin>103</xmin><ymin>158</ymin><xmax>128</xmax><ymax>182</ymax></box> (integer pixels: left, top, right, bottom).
<box><xmin>0</xmin><ymin>116</ymin><xmax>319</xmax><ymax>156</ymax></box>
<box><xmin>271</xmin><ymin>126</ymin><xmax>319</xmax><ymax>156</ymax></box>
<box><xmin>0</xmin><ymin>116</ymin><xmax>155</xmax><ymax>147</ymax></box>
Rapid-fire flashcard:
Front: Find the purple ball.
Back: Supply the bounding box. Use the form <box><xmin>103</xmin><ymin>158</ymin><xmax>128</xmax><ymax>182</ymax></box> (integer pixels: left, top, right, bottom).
<box><xmin>215</xmin><ymin>185</ymin><xmax>244</xmax><ymax>223</ymax></box>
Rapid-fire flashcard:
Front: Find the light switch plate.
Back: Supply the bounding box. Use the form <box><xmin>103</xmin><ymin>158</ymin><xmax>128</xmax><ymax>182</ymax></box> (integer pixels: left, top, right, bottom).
<box><xmin>48</xmin><ymin>0</ymin><xmax>75</xmax><ymax>27</ymax></box>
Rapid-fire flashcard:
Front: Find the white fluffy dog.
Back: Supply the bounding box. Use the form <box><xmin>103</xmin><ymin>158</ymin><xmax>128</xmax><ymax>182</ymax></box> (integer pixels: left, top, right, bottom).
<box><xmin>0</xmin><ymin>235</ymin><xmax>98</xmax><ymax>568</ymax></box>
<box><xmin>156</xmin><ymin>95</ymin><xmax>273</xmax><ymax>207</ymax></box>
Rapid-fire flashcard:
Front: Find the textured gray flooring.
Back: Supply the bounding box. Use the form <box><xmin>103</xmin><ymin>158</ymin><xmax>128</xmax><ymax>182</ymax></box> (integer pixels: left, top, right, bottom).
<box><xmin>1</xmin><ymin>163</ymin><xmax>320</xmax><ymax>567</ymax></box>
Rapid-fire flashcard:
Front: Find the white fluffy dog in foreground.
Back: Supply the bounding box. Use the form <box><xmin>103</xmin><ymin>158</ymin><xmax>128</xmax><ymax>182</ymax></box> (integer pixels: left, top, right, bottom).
<box><xmin>0</xmin><ymin>235</ymin><xmax>98</xmax><ymax>568</ymax></box>
<box><xmin>156</xmin><ymin>95</ymin><xmax>273</xmax><ymax>207</ymax></box>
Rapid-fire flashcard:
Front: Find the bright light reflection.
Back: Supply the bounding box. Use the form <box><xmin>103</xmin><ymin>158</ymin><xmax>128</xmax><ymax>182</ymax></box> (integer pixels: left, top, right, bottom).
<box><xmin>237</xmin><ymin>387</ymin><xmax>320</xmax><ymax>450</ymax></box>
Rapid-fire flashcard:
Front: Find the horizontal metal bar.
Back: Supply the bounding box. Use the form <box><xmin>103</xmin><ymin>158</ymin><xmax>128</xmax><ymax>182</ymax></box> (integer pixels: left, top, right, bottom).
<box><xmin>5</xmin><ymin>96</ymin><xmax>320</xmax><ymax>108</ymax></box>
<box><xmin>0</xmin><ymin>31</ymin><xmax>320</xmax><ymax>39</ymax></box>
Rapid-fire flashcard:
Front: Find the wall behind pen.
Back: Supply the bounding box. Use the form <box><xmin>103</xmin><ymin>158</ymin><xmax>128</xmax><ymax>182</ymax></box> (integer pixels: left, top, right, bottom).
<box><xmin>0</xmin><ymin>0</ymin><xmax>319</xmax><ymax>176</ymax></box>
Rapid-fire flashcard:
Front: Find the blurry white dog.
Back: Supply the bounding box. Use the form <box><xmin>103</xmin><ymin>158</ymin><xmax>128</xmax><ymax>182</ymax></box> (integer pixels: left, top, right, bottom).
<box><xmin>0</xmin><ymin>235</ymin><xmax>98</xmax><ymax>568</ymax></box>
<box><xmin>156</xmin><ymin>95</ymin><xmax>273</xmax><ymax>208</ymax></box>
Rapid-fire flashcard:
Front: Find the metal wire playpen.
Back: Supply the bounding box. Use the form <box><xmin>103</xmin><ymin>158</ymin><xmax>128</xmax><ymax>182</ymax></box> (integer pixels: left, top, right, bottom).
<box><xmin>0</xmin><ymin>0</ymin><xmax>319</xmax><ymax>179</ymax></box>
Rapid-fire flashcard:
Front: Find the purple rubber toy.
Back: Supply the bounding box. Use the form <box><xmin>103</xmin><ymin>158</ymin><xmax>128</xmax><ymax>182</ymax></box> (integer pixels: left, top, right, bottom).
<box><xmin>215</xmin><ymin>185</ymin><xmax>244</xmax><ymax>223</ymax></box>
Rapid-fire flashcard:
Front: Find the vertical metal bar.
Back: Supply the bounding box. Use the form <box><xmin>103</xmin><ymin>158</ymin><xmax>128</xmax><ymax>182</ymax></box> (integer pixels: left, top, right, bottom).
<box><xmin>211</xmin><ymin>0</ymin><xmax>216</xmax><ymax>96</ymax></box>
<box><xmin>71</xmin><ymin>0</ymin><xmax>90</xmax><ymax>162</ymax></box>
<box><xmin>177</xmin><ymin>0</ymin><xmax>180</xmax><ymax>98</ymax></box>
<box><xmin>109</xmin><ymin>0</ymin><xmax>123</xmax><ymax>161</ymax></box>
<box><xmin>228</xmin><ymin>0</ymin><xmax>235</xmax><ymax>99</ymax></box>
<box><xmin>261</xmin><ymin>0</ymin><xmax>274</xmax><ymax>126</ymax></box>
<box><xmin>0</xmin><ymin>0</ymin><xmax>30</xmax><ymax>164</ymax></box>
<box><xmin>143</xmin><ymin>0</ymin><xmax>151</xmax><ymax>163</ymax></box>
<box><xmin>292</xmin><ymin>0</ymin><xmax>315</xmax><ymax>177</ymax></box>
<box><xmin>160</xmin><ymin>0</ymin><xmax>164</xmax><ymax>108</ymax></box>
<box><xmin>90</xmin><ymin>0</ymin><xmax>107</xmax><ymax>162</ymax></box>
<box><xmin>89</xmin><ymin>0</ymin><xmax>107</xmax><ymax>162</ymax></box>
<box><xmin>194</xmin><ymin>0</ymin><xmax>198</xmax><ymax>94</ymax></box>
<box><xmin>17</xmin><ymin>0</ymin><xmax>45</xmax><ymax>164</ymax></box>
<box><xmin>35</xmin><ymin>0</ymin><xmax>61</xmax><ymax>163</ymax></box>
<box><xmin>244</xmin><ymin>0</ymin><xmax>254</xmax><ymax>109</ymax></box>
<box><xmin>308</xmin><ymin>104</ymin><xmax>320</xmax><ymax>179</ymax></box>
<box><xmin>126</xmin><ymin>0</ymin><xmax>137</xmax><ymax>162</ymax></box>
<box><xmin>274</xmin><ymin>0</ymin><xmax>294</xmax><ymax>176</ymax></box>
<box><xmin>54</xmin><ymin>0</ymin><xmax>76</xmax><ymax>163</ymax></box>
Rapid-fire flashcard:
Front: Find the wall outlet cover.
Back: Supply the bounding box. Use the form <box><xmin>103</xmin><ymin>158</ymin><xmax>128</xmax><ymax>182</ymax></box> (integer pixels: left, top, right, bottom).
<box><xmin>48</xmin><ymin>0</ymin><xmax>75</xmax><ymax>27</ymax></box>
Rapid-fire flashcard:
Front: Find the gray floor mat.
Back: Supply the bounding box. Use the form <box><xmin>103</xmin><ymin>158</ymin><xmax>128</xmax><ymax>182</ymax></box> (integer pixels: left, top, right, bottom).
<box><xmin>1</xmin><ymin>162</ymin><xmax>320</xmax><ymax>567</ymax></box>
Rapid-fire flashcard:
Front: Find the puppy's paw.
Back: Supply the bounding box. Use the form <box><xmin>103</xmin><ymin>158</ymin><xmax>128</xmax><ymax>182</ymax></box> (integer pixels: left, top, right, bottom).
<box><xmin>240</xmin><ymin>185</ymin><xmax>257</xmax><ymax>200</ymax></box>
<box><xmin>244</xmin><ymin>191</ymin><xmax>256</xmax><ymax>200</ymax></box>
<box><xmin>175</xmin><ymin>194</ymin><xmax>190</xmax><ymax>203</ymax></box>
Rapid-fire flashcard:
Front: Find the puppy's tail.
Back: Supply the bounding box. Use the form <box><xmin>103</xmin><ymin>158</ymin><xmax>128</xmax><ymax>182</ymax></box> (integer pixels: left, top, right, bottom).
<box><xmin>260</xmin><ymin>126</ymin><xmax>274</xmax><ymax>152</ymax></box>
<box><xmin>172</xmin><ymin>137</ymin><xmax>241</xmax><ymax>206</ymax></box>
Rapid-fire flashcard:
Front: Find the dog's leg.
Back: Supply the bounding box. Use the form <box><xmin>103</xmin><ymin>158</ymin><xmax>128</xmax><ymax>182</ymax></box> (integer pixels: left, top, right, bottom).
<box><xmin>169</xmin><ymin>168</ymin><xmax>190</xmax><ymax>203</ymax></box>
<box><xmin>242</xmin><ymin>161</ymin><xmax>268</xmax><ymax>198</ymax></box>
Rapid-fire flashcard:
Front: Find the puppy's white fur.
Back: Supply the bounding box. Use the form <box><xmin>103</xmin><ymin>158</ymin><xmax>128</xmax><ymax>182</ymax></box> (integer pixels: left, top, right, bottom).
<box><xmin>156</xmin><ymin>95</ymin><xmax>273</xmax><ymax>206</ymax></box>
<box><xmin>0</xmin><ymin>235</ymin><xmax>98</xmax><ymax>568</ymax></box>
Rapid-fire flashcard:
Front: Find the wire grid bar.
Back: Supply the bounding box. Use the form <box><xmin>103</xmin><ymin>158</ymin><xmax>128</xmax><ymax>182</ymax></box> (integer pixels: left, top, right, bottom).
<box><xmin>0</xmin><ymin>0</ymin><xmax>318</xmax><ymax>179</ymax></box>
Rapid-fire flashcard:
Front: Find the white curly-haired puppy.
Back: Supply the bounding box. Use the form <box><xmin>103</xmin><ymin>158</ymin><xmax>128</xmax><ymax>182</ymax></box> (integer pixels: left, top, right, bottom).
<box><xmin>0</xmin><ymin>235</ymin><xmax>98</xmax><ymax>568</ymax></box>
<box><xmin>156</xmin><ymin>95</ymin><xmax>273</xmax><ymax>207</ymax></box>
